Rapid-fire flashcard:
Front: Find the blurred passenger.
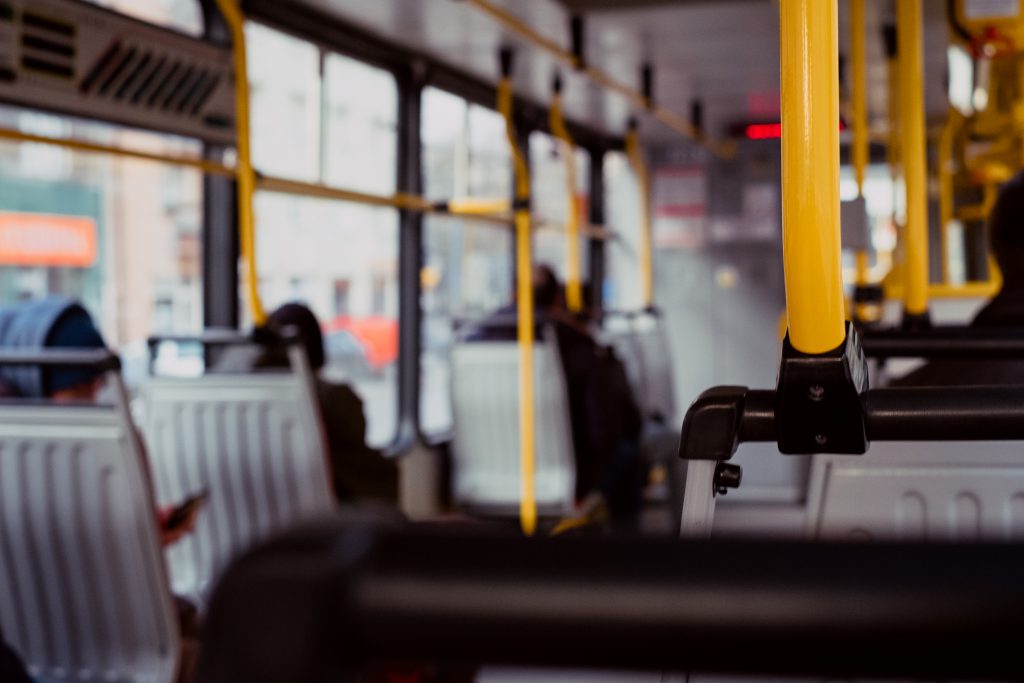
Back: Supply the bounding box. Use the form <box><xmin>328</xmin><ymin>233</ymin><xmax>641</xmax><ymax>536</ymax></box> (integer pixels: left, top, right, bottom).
<box><xmin>894</xmin><ymin>171</ymin><xmax>1024</xmax><ymax>386</ymax></box>
<box><xmin>471</xmin><ymin>265</ymin><xmax>646</xmax><ymax>527</ymax></box>
<box><xmin>0</xmin><ymin>296</ymin><xmax>201</xmax><ymax>683</ymax></box>
<box><xmin>261</xmin><ymin>303</ymin><xmax>399</xmax><ymax>505</ymax></box>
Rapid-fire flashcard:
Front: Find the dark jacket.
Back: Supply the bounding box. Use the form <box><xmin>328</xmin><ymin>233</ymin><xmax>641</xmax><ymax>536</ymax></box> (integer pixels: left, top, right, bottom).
<box><xmin>0</xmin><ymin>296</ymin><xmax>85</xmax><ymax>397</ymax></box>
<box><xmin>891</xmin><ymin>290</ymin><xmax>1024</xmax><ymax>386</ymax></box>
<box><xmin>468</xmin><ymin>310</ymin><xmax>644</xmax><ymax>499</ymax></box>
<box><xmin>317</xmin><ymin>379</ymin><xmax>398</xmax><ymax>503</ymax></box>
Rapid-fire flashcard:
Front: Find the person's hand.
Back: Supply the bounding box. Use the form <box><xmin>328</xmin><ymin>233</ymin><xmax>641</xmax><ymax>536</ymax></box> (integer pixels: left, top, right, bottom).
<box><xmin>157</xmin><ymin>504</ymin><xmax>201</xmax><ymax>547</ymax></box>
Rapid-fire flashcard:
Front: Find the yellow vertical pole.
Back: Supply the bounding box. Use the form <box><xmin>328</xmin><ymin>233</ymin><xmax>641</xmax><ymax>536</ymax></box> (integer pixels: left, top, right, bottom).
<box><xmin>498</xmin><ymin>57</ymin><xmax>536</xmax><ymax>536</ymax></box>
<box><xmin>780</xmin><ymin>0</ymin><xmax>845</xmax><ymax>353</ymax></box>
<box><xmin>851</xmin><ymin>0</ymin><xmax>871</xmax><ymax>292</ymax></box>
<box><xmin>898</xmin><ymin>0</ymin><xmax>930</xmax><ymax>319</ymax></box>
<box><xmin>938</xmin><ymin>115</ymin><xmax>956</xmax><ymax>284</ymax></box>
<box><xmin>215</xmin><ymin>0</ymin><xmax>265</xmax><ymax>325</ymax></box>
<box><xmin>625</xmin><ymin>123</ymin><xmax>654</xmax><ymax>309</ymax></box>
<box><xmin>549</xmin><ymin>84</ymin><xmax>583</xmax><ymax>313</ymax></box>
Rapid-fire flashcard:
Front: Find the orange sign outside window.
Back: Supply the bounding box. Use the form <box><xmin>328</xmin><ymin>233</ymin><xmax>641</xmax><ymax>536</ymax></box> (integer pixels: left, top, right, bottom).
<box><xmin>0</xmin><ymin>212</ymin><xmax>97</xmax><ymax>267</ymax></box>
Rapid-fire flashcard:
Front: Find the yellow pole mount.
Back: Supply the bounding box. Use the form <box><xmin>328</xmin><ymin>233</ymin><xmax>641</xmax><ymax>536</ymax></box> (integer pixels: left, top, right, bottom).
<box><xmin>780</xmin><ymin>0</ymin><xmax>845</xmax><ymax>354</ymax></box>
<box><xmin>498</xmin><ymin>48</ymin><xmax>537</xmax><ymax>537</ymax></box>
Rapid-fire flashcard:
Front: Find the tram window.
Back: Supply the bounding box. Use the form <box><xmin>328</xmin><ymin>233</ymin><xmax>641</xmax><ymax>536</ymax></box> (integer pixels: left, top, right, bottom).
<box><xmin>420</xmin><ymin>87</ymin><xmax>513</xmax><ymax>436</ymax></box>
<box><xmin>83</xmin><ymin>0</ymin><xmax>203</xmax><ymax>36</ymax></box>
<box><xmin>248</xmin><ymin>29</ymin><xmax>401</xmax><ymax>447</ymax></box>
<box><xmin>247</xmin><ymin>23</ymin><xmax>322</xmax><ymax>182</ymax></box>
<box><xmin>323</xmin><ymin>54</ymin><xmax>398</xmax><ymax>194</ymax></box>
<box><xmin>530</xmin><ymin>131</ymin><xmax>591</xmax><ymax>284</ymax></box>
<box><xmin>603</xmin><ymin>150</ymin><xmax>645</xmax><ymax>311</ymax></box>
<box><xmin>0</xmin><ymin>105</ymin><xmax>204</xmax><ymax>386</ymax></box>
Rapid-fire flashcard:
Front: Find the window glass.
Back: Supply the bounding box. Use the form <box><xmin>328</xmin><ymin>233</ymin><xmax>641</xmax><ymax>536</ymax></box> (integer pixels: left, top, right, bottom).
<box><xmin>604</xmin><ymin>150</ymin><xmax>644</xmax><ymax>310</ymax></box>
<box><xmin>0</xmin><ymin>106</ymin><xmax>203</xmax><ymax>388</ymax></box>
<box><xmin>249</xmin><ymin>25</ymin><xmax>400</xmax><ymax>447</ymax></box>
<box><xmin>247</xmin><ymin>23</ymin><xmax>321</xmax><ymax>181</ymax></box>
<box><xmin>323</xmin><ymin>53</ymin><xmax>398</xmax><ymax>194</ymax></box>
<box><xmin>530</xmin><ymin>131</ymin><xmax>590</xmax><ymax>283</ymax></box>
<box><xmin>420</xmin><ymin>88</ymin><xmax>513</xmax><ymax>436</ymax></box>
<box><xmin>84</xmin><ymin>0</ymin><xmax>203</xmax><ymax>36</ymax></box>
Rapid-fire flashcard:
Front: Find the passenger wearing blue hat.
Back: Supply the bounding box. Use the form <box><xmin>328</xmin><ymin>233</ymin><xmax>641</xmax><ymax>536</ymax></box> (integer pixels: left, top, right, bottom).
<box><xmin>0</xmin><ymin>296</ymin><xmax>107</xmax><ymax>400</ymax></box>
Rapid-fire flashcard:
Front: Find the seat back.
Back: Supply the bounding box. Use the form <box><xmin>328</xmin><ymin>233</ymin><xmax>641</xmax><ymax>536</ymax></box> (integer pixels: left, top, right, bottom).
<box><xmin>0</xmin><ymin>364</ymin><xmax>178</xmax><ymax>683</ymax></box>
<box><xmin>603</xmin><ymin>314</ymin><xmax>676</xmax><ymax>423</ymax></box>
<box><xmin>139</xmin><ymin>344</ymin><xmax>335</xmax><ymax>606</ymax></box>
<box><xmin>807</xmin><ymin>442</ymin><xmax>1024</xmax><ymax>540</ymax></box>
<box><xmin>450</xmin><ymin>340</ymin><xmax>575</xmax><ymax>515</ymax></box>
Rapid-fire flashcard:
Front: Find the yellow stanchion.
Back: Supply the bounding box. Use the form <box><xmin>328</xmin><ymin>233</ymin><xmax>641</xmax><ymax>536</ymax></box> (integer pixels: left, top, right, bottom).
<box><xmin>498</xmin><ymin>60</ymin><xmax>537</xmax><ymax>537</ymax></box>
<box><xmin>850</xmin><ymin>0</ymin><xmax>873</xmax><ymax>322</ymax></box>
<box><xmin>780</xmin><ymin>0</ymin><xmax>845</xmax><ymax>353</ymax></box>
<box><xmin>625</xmin><ymin>124</ymin><xmax>654</xmax><ymax>309</ymax></box>
<box><xmin>549</xmin><ymin>84</ymin><xmax>583</xmax><ymax>313</ymax></box>
<box><xmin>898</xmin><ymin>0</ymin><xmax>929</xmax><ymax>319</ymax></box>
<box><xmin>215</xmin><ymin>0</ymin><xmax>265</xmax><ymax>326</ymax></box>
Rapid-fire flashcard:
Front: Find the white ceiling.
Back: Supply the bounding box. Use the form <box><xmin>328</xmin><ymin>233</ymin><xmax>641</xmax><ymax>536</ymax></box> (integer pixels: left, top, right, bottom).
<box><xmin>292</xmin><ymin>0</ymin><xmax>952</xmax><ymax>144</ymax></box>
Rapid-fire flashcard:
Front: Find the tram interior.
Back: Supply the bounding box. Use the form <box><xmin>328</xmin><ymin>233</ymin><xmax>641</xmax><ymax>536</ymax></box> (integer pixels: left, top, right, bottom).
<box><xmin>1</xmin><ymin>0</ymin><xmax>1023</xmax><ymax>681</ymax></box>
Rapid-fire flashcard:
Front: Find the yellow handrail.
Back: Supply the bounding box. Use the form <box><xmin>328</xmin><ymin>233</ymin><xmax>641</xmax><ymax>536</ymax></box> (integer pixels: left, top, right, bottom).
<box><xmin>780</xmin><ymin>0</ymin><xmax>845</xmax><ymax>354</ymax></box>
<box><xmin>463</xmin><ymin>0</ymin><xmax>734</xmax><ymax>158</ymax></box>
<box><xmin>216</xmin><ymin>0</ymin><xmax>265</xmax><ymax>326</ymax></box>
<box><xmin>625</xmin><ymin>124</ymin><xmax>654</xmax><ymax>309</ymax></box>
<box><xmin>549</xmin><ymin>86</ymin><xmax>583</xmax><ymax>313</ymax></box>
<box><xmin>0</xmin><ymin>127</ymin><xmax>235</xmax><ymax>176</ymax></box>
<box><xmin>898</xmin><ymin>0</ymin><xmax>929</xmax><ymax>318</ymax></box>
<box><xmin>850</xmin><ymin>0</ymin><xmax>871</xmax><ymax>299</ymax></box>
<box><xmin>498</xmin><ymin>68</ymin><xmax>537</xmax><ymax>537</ymax></box>
<box><xmin>937</xmin><ymin>112</ymin><xmax>959</xmax><ymax>285</ymax></box>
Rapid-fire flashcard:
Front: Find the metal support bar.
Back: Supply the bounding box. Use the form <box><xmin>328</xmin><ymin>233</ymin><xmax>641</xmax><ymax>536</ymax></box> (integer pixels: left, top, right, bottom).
<box><xmin>780</xmin><ymin>0</ymin><xmax>845</xmax><ymax>354</ymax></box>
<box><xmin>395</xmin><ymin>67</ymin><xmax>424</xmax><ymax>449</ymax></box>
<box><xmin>679</xmin><ymin>383</ymin><xmax>1024</xmax><ymax>461</ymax></box>
<box><xmin>898</xmin><ymin>0</ymin><xmax>930</xmax><ymax>320</ymax></box>
<box><xmin>588</xmin><ymin>148</ymin><xmax>606</xmax><ymax>314</ymax></box>
<box><xmin>625</xmin><ymin>121</ymin><xmax>654</xmax><ymax>309</ymax></box>
<box><xmin>215</xmin><ymin>0</ymin><xmax>265</xmax><ymax>326</ymax></box>
<box><xmin>549</xmin><ymin>80</ymin><xmax>583</xmax><ymax>312</ymax></box>
<box><xmin>861</xmin><ymin>326</ymin><xmax>1024</xmax><ymax>358</ymax></box>
<box><xmin>498</xmin><ymin>48</ymin><xmax>537</xmax><ymax>536</ymax></box>
<box><xmin>200</xmin><ymin>524</ymin><xmax>1024</xmax><ymax>681</ymax></box>
<box><xmin>202</xmin><ymin>145</ymin><xmax>240</xmax><ymax>329</ymax></box>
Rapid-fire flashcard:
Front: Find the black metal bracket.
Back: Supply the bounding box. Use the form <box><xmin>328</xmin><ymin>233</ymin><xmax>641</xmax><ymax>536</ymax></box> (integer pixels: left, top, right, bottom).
<box><xmin>776</xmin><ymin>322</ymin><xmax>869</xmax><ymax>455</ymax></box>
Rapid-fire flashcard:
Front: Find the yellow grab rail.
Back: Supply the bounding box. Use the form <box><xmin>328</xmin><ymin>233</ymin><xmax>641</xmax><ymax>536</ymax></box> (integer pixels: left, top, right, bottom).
<box><xmin>216</xmin><ymin>0</ymin><xmax>265</xmax><ymax>326</ymax></box>
<box><xmin>780</xmin><ymin>0</ymin><xmax>845</xmax><ymax>354</ymax></box>
<box><xmin>625</xmin><ymin>123</ymin><xmax>654</xmax><ymax>309</ymax></box>
<box><xmin>549</xmin><ymin>84</ymin><xmax>583</xmax><ymax>313</ymax></box>
<box><xmin>850</xmin><ymin>0</ymin><xmax>873</xmax><ymax>321</ymax></box>
<box><xmin>498</xmin><ymin>63</ymin><xmax>537</xmax><ymax>537</ymax></box>
<box><xmin>0</xmin><ymin>127</ymin><xmax>235</xmax><ymax>176</ymax></box>
<box><xmin>898</xmin><ymin>0</ymin><xmax>929</xmax><ymax>318</ymax></box>
<box><xmin>463</xmin><ymin>0</ymin><xmax>734</xmax><ymax>158</ymax></box>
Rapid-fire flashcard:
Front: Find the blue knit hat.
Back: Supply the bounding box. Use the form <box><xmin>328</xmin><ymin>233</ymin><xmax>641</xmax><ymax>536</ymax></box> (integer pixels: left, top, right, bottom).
<box><xmin>46</xmin><ymin>307</ymin><xmax>107</xmax><ymax>394</ymax></box>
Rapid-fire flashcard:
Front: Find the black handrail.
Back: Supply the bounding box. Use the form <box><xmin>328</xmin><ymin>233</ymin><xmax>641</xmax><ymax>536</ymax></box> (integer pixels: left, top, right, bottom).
<box><xmin>199</xmin><ymin>523</ymin><xmax>1024</xmax><ymax>682</ymax></box>
<box><xmin>680</xmin><ymin>385</ymin><xmax>1024</xmax><ymax>460</ymax></box>
<box><xmin>0</xmin><ymin>348</ymin><xmax>120</xmax><ymax>371</ymax></box>
<box><xmin>860</xmin><ymin>326</ymin><xmax>1024</xmax><ymax>359</ymax></box>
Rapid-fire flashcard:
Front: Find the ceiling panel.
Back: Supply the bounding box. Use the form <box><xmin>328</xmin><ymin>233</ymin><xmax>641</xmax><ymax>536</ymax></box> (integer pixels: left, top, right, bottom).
<box><xmin>289</xmin><ymin>0</ymin><xmax>953</xmax><ymax>144</ymax></box>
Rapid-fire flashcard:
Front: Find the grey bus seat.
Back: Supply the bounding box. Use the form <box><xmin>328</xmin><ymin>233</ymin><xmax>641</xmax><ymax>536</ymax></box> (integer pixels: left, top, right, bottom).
<box><xmin>807</xmin><ymin>442</ymin><xmax>1024</xmax><ymax>540</ymax></box>
<box><xmin>139</xmin><ymin>340</ymin><xmax>336</xmax><ymax>606</ymax></box>
<box><xmin>0</xmin><ymin>351</ymin><xmax>179</xmax><ymax>683</ymax></box>
<box><xmin>602</xmin><ymin>313</ymin><xmax>677</xmax><ymax>423</ymax></box>
<box><xmin>450</xmin><ymin>339</ymin><xmax>575</xmax><ymax>515</ymax></box>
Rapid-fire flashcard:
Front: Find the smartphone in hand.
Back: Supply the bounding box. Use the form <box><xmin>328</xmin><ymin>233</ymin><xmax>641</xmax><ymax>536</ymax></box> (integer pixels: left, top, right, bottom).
<box><xmin>162</xmin><ymin>489</ymin><xmax>208</xmax><ymax>531</ymax></box>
